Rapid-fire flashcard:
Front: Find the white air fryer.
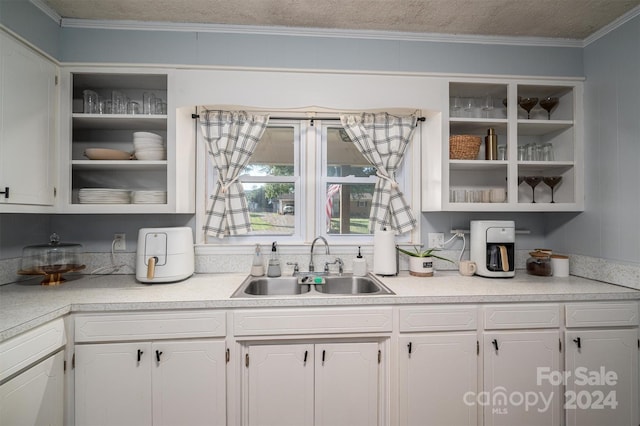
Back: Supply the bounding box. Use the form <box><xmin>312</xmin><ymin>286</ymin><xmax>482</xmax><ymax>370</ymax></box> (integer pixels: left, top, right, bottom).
<box><xmin>470</xmin><ymin>220</ymin><xmax>515</xmax><ymax>278</ymax></box>
<box><xmin>136</xmin><ymin>227</ymin><xmax>194</xmax><ymax>283</ymax></box>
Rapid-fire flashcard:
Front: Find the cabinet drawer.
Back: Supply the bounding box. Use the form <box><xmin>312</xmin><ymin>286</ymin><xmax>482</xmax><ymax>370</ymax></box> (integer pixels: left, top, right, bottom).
<box><xmin>483</xmin><ymin>304</ymin><xmax>560</xmax><ymax>329</ymax></box>
<box><xmin>233</xmin><ymin>307</ymin><xmax>392</xmax><ymax>336</ymax></box>
<box><xmin>0</xmin><ymin>318</ymin><xmax>66</xmax><ymax>383</ymax></box>
<box><xmin>565</xmin><ymin>302</ymin><xmax>639</xmax><ymax>328</ymax></box>
<box><xmin>399</xmin><ymin>305</ymin><xmax>477</xmax><ymax>332</ymax></box>
<box><xmin>74</xmin><ymin>310</ymin><xmax>225</xmax><ymax>342</ymax></box>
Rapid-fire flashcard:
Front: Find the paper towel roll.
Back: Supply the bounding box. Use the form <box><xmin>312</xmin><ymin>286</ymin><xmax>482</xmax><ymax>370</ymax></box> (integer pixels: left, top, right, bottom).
<box><xmin>373</xmin><ymin>229</ymin><xmax>397</xmax><ymax>275</ymax></box>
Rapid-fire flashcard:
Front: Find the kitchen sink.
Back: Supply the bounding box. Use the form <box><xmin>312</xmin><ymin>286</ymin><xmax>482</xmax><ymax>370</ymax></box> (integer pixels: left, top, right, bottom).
<box><xmin>240</xmin><ymin>277</ymin><xmax>311</xmax><ymax>296</ymax></box>
<box><xmin>231</xmin><ymin>274</ymin><xmax>394</xmax><ymax>298</ymax></box>
<box><xmin>316</xmin><ymin>276</ymin><xmax>390</xmax><ymax>294</ymax></box>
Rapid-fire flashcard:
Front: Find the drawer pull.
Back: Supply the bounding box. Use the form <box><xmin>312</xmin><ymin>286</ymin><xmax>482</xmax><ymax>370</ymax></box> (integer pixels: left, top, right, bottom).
<box><xmin>0</xmin><ymin>187</ymin><xmax>9</xmax><ymax>199</ymax></box>
<box><xmin>137</xmin><ymin>349</ymin><xmax>143</xmax><ymax>362</ymax></box>
<box><xmin>156</xmin><ymin>350</ymin><xmax>163</xmax><ymax>362</ymax></box>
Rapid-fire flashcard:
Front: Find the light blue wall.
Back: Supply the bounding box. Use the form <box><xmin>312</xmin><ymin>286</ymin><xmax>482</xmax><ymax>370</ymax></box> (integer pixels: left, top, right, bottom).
<box><xmin>0</xmin><ymin>0</ymin><xmax>60</xmax><ymax>58</ymax></box>
<box><xmin>547</xmin><ymin>15</ymin><xmax>640</xmax><ymax>265</ymax></box>
<box><xmin>59</xmin><ymin>27</ymin><xmax>584</xmax><ymax>76</ymax></box>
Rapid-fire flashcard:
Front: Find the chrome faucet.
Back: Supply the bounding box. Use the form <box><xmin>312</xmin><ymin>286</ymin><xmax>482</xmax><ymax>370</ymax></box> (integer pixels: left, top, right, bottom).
<box><xmin>309</xmin><ymin>236</ymin><xmax>330</xmax><ymax>272</ymax></box>
<box><xmin>325</xmin><ymin>257</ymin><xmax>344</xmax><ymax>275</ymax></box>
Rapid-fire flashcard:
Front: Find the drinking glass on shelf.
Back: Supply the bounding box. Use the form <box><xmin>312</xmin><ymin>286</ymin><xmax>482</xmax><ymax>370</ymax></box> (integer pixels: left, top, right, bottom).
<box><xmin>517</xmin><ymin>146</ymin><xmax>526</xmax><ymax>161</ymax></box>
<box><xmin>143</xmin><ymin>92</ymin><xmax>156</xmax><ymax>115</ymax></box>
<box><xmin>518</xmin><ymin>97</ymin><xmax>538</xmax><ymax>119</ymax></box>
<box><xmin>497</xmin><ymin>145</ymin><xmax>507</xmax><ymax>160</ymax></box>
<box><xmin>542</xmin><ymin>176</ymin><xmax>562</xmax><ymax>203</ymax></box>
<box><xmin>451</xmin><ymin>96</ymin><xmax>462</xmax><ymax>112</ymax></box>
<box><xmin>463</xmin><ymin>98</ymin><xmax>475</xmax><ymax>115</ymax></box>
<box><xmin>524</xmin><ymin>176</ymin><xmax>543</xmax><ymax>203</ymax></box>
<box><xmin>482</xmin><ymin>94</ymin><xmax>494</xmax><ymax>117</ymax></box>
<box><xmin>83</xmin><ymin>90</ymin><xmax>98</xmax><ymax>114</ymax></box>
<box><xmin>540</xmin><ymin>97</ymin><xmax>559</xmax><ymax>120</ymax></box>
<box><xmin>112</xmin><ymin>91</ymin><xmax>125</xmax><ymax>115</ymax></box>
<box><xmin>542</xmin><ymin>143</ymin><xmax>554</xmax><ymax>161</ymax></box>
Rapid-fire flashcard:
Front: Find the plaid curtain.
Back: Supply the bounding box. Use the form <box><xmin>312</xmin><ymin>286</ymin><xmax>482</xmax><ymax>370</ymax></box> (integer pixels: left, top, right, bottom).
<box><xmin>200</xmin><ymin>110</ymin><xmax>269</xmax><ymax>238</ymax></box>
<box><xmin>340</xmin><ymin>113</ymin><xmax>417</xmax><ymax>234</ymax></box>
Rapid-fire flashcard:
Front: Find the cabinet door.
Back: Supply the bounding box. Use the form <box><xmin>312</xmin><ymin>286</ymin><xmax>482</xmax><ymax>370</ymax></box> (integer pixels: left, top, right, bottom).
<box><xmin>484</xmin><ymin>330</ymin><xmax>561</xmax><ymax>426</ymax></box>
<box><xmin>565</xmin><ymin>329</ymin><xmax>639</xmax><ymax>426</ymax></box>
<box><xmin>153</xmin><ymin>340</ymin><xmax>226</xmax><ymax>426</ymax></box>
<box><xmin>0</xmin><ymin>351</ymin><xmax>63</xmax><ymax>426</ymax></box>
<box><xmin>246</xmin><ymin>343</ymin><xmax>314</xmax><ymax>426</ymax></box>
<box><xmin>75</xmin><ymin>342</ymin><xmax>152</xmax><ymax>426</ymax></box>
<box><xmin>398</xmin><ymin>333</ymin><xmax>477</xmax><ymax>426</ymax></box>
<box><xmin>315</xmin><ymin>342</ymin><xmax>379</xmax><ymax>426</ymax></box>
<box><xmin>0</xmin><ymin>31</ymin><xmax>55</xmax><ymax>206</ymax></box>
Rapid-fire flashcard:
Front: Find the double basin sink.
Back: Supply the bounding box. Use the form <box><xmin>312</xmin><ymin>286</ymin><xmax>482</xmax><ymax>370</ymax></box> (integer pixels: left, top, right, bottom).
<box><xmin>231</xmin><ymin>273</ymin><xmax>395</xmax><ymax>297</ymax></box>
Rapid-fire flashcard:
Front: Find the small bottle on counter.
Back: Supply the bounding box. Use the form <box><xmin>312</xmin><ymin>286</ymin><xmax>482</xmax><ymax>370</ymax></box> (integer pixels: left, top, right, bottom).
<box><xmin>267</xmin><ymin>241</ymin><xmax>281</xmax><ymax>277</ymax></box>
<box><xmin>526</xmin><ymin>250</ymin><xmax>552</xmax><ymax>276</ymax></box>
<box><xmin>352</xmin><ymin>246</ymin><xmax>367</xmax><ymax>276</ymax></box>
<box><xmin>250</xmin><ymin>244</ymin><xmax>265</xmax><ymax>276</ymax></box>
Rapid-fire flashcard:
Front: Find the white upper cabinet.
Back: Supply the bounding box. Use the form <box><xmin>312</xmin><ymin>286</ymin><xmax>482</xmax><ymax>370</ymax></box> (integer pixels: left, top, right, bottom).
<box><xmin>0</xmin><ymin>31</ymin><xmax>57</xmax><ymax>211</ymax></box>
<box><xmin>58</xmin><ymin>67</ymin><xmax>195</xmax><ymax>213</ymax></box>
<box><xmin>422</xmin><ymin>77</ymin><xmax>583</xmax><ymax>212</ymax></box>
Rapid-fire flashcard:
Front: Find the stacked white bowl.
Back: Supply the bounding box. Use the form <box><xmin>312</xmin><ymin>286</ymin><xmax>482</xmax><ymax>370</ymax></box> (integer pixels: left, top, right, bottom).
<box><xmin>133</xmin><ymin>132</ymin><xmax>166</xmax><ymax>161</ymax></box>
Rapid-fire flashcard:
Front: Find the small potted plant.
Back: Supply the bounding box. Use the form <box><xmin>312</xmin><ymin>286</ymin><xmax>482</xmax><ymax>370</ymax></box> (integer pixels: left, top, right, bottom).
<box><xmin>396</xmin><ymin>246</ymin><xmax>453</xmax><ymax>277</ymax></box>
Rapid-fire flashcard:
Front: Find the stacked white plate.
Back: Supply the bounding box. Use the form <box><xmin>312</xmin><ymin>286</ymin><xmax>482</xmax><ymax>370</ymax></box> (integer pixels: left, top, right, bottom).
<box><xmin>131</xmin><ymin>190</ymin><xmax>167</xmax><ymax>204</ymax></box>
<box><xmin>133</xmin><ymin>131</ymin><xmax>166</xmax><ymax>161</ymax></box>
<box><xmin>78</xmin><ymin>188</ymin><xmax>130</xmax><ymax>204</ymax></box>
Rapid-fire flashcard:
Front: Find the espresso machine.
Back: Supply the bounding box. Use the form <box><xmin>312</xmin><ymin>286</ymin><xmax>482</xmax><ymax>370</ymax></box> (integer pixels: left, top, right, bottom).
<box><xmin>470</xmin><ymin>220</ymin><xmax>515</xmax><ymax>278</ymax></box>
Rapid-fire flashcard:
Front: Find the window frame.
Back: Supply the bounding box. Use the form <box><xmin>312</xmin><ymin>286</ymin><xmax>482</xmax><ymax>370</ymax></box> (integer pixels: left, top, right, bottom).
<box><xmin>195</xmin><ymin>115</ymin><xmax>420</xmax><ymax>248</ymax></box>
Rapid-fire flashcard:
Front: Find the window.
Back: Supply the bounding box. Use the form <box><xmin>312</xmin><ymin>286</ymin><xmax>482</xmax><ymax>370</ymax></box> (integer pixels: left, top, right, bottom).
<box><xmin>198</xmin><ymin>116</ymin><xmax>417</xmax><ymax>246</ymax></box>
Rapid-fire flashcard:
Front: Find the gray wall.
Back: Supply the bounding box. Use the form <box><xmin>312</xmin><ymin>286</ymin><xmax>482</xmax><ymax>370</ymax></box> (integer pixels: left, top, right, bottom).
<box><xmin>547</xmin><ymin>15</ymin><xmax>640</xmax><ymax>265</ymax></box>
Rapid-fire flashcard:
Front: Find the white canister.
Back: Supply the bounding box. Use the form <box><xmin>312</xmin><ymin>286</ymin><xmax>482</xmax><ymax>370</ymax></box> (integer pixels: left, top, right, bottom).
<box><xmin>551</xmin><ymin>254</ymin><xmax>569</xmax><ymax>277</ymax></box>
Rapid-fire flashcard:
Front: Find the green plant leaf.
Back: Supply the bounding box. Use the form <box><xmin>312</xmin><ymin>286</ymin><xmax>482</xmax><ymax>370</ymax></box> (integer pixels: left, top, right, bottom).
<box><xmin>396</xmin><ymin>245</ymin><xmax>454</xmax><ymax>263</ymax></box>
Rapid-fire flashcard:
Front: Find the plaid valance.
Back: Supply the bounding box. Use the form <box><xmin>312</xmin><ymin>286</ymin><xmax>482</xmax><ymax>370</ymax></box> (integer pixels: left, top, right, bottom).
<box><xmin>199</xmin><ymin>110</ymin><xmax>269</xmax><ymax>238</ymax></box>
<box><xmin>340</xmin><ymin>113</ymin><xmax>417</xmax><ymax>234</ymax></box>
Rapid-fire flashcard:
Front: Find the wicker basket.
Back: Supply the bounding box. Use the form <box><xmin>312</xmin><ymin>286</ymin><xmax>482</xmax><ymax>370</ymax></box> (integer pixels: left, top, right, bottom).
<box><xmin>449</xmin><ymin>135</ymin><xmax>481</xmax><ymax>160</ymax></box>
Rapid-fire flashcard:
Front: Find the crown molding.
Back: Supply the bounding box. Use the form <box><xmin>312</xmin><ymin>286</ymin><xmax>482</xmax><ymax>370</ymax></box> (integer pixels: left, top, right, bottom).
<box><xmin>59</xmin><ymin>18</ymin><xmax>585</xmax><ymax>48</ymax></box>
<box><xmin>29</xmin><ymin>0</ymin><xmax>62</xmax><ymax>25</ymax></box>
<box><xmin>582</xmin><ymin>4</ymin><xmax>640</xmax><ymax>47</ymax></box>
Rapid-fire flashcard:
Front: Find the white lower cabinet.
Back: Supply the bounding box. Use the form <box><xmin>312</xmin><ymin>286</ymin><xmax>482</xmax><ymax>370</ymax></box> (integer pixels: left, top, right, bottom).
<box><xmin>397</xmin><ymin>303</ymin><xmax>479</xmax><ymax>426</ymax></box>
<box><xmin>243</xmin><ymin>341</ymin><xmax>380</xmax><ymax>426</ymax></box>
<box><xmin>75</xmin><ymin>339</ymin><xmax>226</xmax><ymax>426</ymax></box>
<box><xmin>564</xmin><ymin>302</ymin><xmax>640</xmax><ymax>426</ymax></box>
<box><xmin>482</xmin><ymin>304</ymin><xmax>562</xmax><ymax>426</ymax></box>
<box><xmin>398</xmin><ymin>333</ymin><xmax>478</xmax><ymax>426</ymax></box>
<box><xmin>483</xmin><ymin>330</ymin><xmax>562</xmax><ymax>426</ymax></box>
<box><xmin>73</xmin><ymin>311</ymin><xmax>227</xmax><ymax>426</ymax></box>
<box><xmin>0</xmin><ymin>350</ymin><xmax>64</xmax><ymax>426</ymax></box>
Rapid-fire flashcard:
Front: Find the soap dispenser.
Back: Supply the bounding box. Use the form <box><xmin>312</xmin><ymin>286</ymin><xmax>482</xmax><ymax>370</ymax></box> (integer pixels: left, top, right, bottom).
<box><xmin>267</xmin><ymin>241</ymin><xmax>281</xmax><ymax>277</ymax></box>
<box><xmin>250</xmin><ymin>244</ymin><xmax>265</xmax><ymax>276</ymax></box>
<box><xmin>352</xmin><ymin>246</ymin><xmax>367</xmax><ymax>276</ymax></box>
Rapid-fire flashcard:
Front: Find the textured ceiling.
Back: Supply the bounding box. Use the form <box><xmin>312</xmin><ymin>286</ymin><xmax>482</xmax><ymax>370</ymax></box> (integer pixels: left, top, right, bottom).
<box><xmin>43</xmin><ymin>0</ymin><xmax>640</xmax><ymax>39</ymax></box>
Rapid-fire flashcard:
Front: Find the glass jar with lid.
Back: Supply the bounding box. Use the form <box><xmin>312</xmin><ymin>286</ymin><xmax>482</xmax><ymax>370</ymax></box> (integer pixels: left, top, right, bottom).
<box><xmin>526</xmin><ymin>250</ymin><xmax>552</xmax><ymax>276</ymax></box>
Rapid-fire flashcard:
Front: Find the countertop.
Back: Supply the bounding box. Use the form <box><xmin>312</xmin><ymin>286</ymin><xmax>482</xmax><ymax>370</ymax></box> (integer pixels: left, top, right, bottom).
<box><xmin>1</xmin><ymin>271</ymin><xmax>639</xmax><ymax>342</ymax></box>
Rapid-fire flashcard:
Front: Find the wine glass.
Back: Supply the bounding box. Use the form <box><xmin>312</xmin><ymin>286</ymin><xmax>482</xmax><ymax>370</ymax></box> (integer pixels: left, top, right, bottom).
<box><xmin>539</xmin><ymin>97</ymin><xmax>559</xmax><ymax>120</ymax></box>
<box><xmin>524</xmin><ymin>176</ymin><xmax>542</xmax><ymax>203</ymax></box>
<box><xmin>518</xmin><ymin>97</ymin><xmax>538</xmax><ymax>119</ymax></box>
<box><xmin>482</xmin><ymin>94</ymin><xmax>494</xmax><ymax>117</ymax></box>
<box><xmin>542</xmin><ymin>176</ymin><xmax>562</xmax><ymax>203</ymax></box>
